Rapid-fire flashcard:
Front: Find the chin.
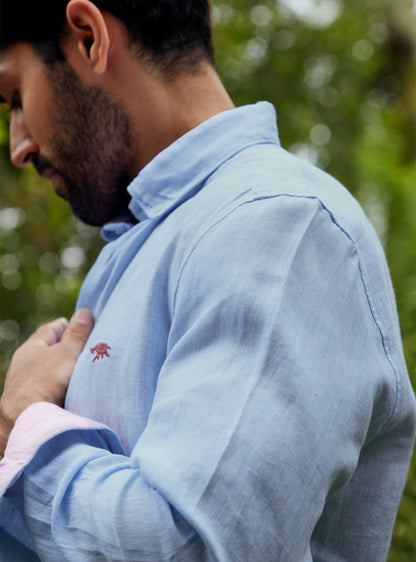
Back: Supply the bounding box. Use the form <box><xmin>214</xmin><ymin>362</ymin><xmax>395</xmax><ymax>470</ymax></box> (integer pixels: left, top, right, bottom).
<box><xmin>70</xmin><ymin>200</ymin><xmax>120</xmax><ymax>227</ymax></box>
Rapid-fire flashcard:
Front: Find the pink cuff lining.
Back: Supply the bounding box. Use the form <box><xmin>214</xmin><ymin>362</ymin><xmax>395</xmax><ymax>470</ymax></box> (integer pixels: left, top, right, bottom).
<box><xmin>0</xmin><ymin>402</ymin><xmax>109</xmax><ymax>494</ymax></box>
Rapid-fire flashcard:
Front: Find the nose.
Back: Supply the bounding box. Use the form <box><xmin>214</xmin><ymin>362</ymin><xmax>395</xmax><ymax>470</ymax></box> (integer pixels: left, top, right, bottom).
<box><xmin>9</xmin><ymin>110</ymin><xmax>39</xmax><ymax>168</ymax></box>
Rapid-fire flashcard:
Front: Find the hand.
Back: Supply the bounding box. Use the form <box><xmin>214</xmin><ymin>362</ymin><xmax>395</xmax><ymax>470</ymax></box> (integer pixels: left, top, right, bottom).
<box><xmin>0</xmin><ymin>309</ymin><xmax>94</xmax><ymax>455</ymax></box>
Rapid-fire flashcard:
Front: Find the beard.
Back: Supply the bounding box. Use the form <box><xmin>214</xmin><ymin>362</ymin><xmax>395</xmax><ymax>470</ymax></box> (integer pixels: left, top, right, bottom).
<box><xmin>35</xmin><ymin>61</ymin><xmax>135</xmax><ymax>226</ymax></box>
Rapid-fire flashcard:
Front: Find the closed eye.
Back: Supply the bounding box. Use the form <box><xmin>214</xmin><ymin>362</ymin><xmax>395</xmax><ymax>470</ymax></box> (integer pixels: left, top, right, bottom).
<box><xmin>0</xmin><ymin>91</ymin><xmax>21</xmax><ymax>111</ymax></box>
<box><xmin>9</xmin><ymin>92</ymin><xmax>21</xmax><ymax>111</ymax></box>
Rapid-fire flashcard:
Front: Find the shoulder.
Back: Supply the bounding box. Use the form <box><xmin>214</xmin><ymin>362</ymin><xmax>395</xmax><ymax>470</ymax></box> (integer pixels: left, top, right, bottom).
<box><xmin>219</xmin><ymin>143</ymin><xmax>367</xmax><ymax>241</ymax></box>
<box><xmin>176</xmin><ymin>142</ymin><xmax>370</xmax><ymax>262</ymax></box>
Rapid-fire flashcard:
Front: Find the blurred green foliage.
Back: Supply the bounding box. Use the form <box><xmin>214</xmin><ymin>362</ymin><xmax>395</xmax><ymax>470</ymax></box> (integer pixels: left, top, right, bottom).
<box><xmin>0</xmin><ymin>0</ymin><xmax>415</xmax><ymax>559</ymax></box>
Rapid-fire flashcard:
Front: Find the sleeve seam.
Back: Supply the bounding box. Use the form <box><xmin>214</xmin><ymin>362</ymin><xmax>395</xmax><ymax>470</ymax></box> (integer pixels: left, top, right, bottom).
<box><xmin>171</xmin><ymin>192</ymin><xmax>399</xmax><ymax>432</ymax></box>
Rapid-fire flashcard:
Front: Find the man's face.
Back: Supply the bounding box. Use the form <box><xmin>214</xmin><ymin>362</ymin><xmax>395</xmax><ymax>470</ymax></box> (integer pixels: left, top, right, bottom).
<box><xmin>0</xmin><ymin>42</ymin><xmax>135</xmax><ymax>226</ymax></box>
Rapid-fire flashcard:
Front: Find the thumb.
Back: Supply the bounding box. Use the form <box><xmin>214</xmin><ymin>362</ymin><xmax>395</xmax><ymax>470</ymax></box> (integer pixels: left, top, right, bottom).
<box><xmin>61</xmin><ymin>308</ymin><xmax>94</xmax><ymax>353</ymax></box>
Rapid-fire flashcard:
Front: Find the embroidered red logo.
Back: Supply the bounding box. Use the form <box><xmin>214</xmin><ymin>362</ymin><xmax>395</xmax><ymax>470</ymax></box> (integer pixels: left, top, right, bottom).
<box><xmin>90</xmin><ymin>343</ymin><xmax>111</xmax><ymax>363</ymax></box>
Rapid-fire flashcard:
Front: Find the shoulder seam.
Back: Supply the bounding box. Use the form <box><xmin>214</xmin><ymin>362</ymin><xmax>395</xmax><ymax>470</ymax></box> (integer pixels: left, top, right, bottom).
<box><xmin>172</xmin><ymin>193</ymin><xmax>399</xmax><ymax>430</ymax></box>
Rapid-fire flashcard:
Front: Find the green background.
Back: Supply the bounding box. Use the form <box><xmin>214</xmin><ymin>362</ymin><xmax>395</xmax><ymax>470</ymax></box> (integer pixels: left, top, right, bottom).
<box><xmin>1</xmin><ymin>0</ymin><xmax>415</xmax><ymax>559</ymax></box>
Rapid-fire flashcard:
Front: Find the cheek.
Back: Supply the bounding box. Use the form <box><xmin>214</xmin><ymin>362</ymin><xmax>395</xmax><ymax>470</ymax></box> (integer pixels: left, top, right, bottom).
<box><xmin>21</xmin><ymin>69</ymin><xmax>53</xmax><ymax>150</ymax></box>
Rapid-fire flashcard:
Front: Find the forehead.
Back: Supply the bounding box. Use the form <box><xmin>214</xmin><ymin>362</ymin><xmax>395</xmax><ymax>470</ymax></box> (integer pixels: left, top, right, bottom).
<box><xmin>0</xmin><ymin>42</ymin><xmax>45</xmax><ymax>85</ymax></box>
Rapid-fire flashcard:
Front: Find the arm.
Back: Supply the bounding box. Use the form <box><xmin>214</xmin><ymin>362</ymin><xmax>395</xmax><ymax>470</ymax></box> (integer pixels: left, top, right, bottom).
<box><xmin>1</xmin><ymin>197</ymin><xmax>413</xmax><ymax>561</ymax></box>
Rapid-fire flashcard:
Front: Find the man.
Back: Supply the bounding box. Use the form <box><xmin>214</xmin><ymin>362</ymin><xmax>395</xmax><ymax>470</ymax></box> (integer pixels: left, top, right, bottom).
<box><xmin>0</xmin><ymin>1</ymin><xmax>415</xmax><ymax>560</ymax></box>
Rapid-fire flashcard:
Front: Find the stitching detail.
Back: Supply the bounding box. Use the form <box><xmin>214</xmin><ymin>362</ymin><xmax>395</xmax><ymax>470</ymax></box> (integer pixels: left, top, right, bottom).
<box><xmin>172</xmin><ymin>191</ymin><xmax>399</xmax><ymax>431</ymax></box>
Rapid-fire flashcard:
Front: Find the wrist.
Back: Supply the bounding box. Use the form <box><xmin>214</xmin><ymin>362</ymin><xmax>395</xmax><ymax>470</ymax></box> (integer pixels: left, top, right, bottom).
<box><xmin>0</xmin><ymin>389</ymin><xmax>47</xmax><ymax>456</ymax></box>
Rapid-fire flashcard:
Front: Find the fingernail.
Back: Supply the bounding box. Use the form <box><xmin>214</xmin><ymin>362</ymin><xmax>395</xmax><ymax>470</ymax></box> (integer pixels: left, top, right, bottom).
<box><xmin>58</xmin><ymin>317</ymin><xmax>69</xmax><ymax>329</ymax></box>
<box><xmin>72</xmin><ymin>308</ymin><xmax>93</xmax><ymax>325</ymax></box>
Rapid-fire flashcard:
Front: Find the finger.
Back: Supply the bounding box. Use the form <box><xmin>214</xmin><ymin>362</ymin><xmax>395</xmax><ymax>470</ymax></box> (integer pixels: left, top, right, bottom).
<box><xmin>61</xmin><ymin>309</ymin><xmax>94</xmax><ymax>355</ymax></box>
<box><xmin>31</xmin><ymin>317</ymin><xmax>69</xmax><ymax>347</ymax></box>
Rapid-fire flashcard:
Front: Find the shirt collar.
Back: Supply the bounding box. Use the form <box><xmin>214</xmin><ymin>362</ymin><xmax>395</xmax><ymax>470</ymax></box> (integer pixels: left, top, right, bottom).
<box><xmin>102</xmin><ymin>101</ymin><xmax>280</xmax><ymax>241</ymax></box>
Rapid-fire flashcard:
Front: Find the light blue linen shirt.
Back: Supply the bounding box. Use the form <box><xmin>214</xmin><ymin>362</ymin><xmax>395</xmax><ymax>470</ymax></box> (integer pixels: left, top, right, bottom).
<box><xmin>1</xmin><ymin>102</ymin><xmax>415</xmax><ymax>561</ymax></box>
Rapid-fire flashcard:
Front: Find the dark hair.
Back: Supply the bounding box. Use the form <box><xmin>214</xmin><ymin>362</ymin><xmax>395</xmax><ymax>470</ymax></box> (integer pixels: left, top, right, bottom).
<box><xmin>0</xmin><ymin>1</ymin><xmax>215</xmax><ymax>72</ymax></box>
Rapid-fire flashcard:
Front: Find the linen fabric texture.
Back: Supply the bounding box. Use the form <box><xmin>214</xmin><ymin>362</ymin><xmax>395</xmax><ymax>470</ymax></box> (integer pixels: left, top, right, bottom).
<box><xmin>1</xmin><ymin>102</ymin><xmax>415</xmax><ymax>561</ymax></box>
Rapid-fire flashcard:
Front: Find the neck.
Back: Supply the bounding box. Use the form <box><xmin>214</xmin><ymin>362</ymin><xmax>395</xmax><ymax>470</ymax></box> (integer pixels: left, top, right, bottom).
<box><xmin>109</xmin><ymin>54</ymin><xmax>235</xmax><ymax>176</ymax></box>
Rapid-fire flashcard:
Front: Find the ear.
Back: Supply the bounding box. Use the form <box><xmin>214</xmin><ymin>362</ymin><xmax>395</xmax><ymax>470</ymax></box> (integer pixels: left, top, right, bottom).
<box><xmin>65</xmin><ymin>0</ymin><xmax>110</xmax><ymax>74</ymax></box>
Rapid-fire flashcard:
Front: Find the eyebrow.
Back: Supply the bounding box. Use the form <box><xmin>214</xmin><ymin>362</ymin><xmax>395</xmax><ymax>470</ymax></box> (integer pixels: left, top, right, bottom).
<box><xmin>0</xmin><ymin>72</ymin><xmax>7</xmax><ymax>104</ymax></box>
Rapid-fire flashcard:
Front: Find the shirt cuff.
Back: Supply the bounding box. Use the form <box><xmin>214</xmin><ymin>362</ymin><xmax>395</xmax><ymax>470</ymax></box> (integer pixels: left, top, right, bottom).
<box><xmin>0</xmin><ymin>402</ymin><xmax>109</xmax><ymax>494</ymax></box>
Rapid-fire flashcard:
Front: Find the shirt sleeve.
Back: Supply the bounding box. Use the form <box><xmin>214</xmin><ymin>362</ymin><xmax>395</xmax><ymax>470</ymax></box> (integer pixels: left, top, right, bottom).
<box><xmin>0</xmin><ymin>195</ymin><xmax>414</xmax><ymax>561</ymax></box>
<box><xmin>0</xmin><ymin>402</ymin><xmax>121</xmax><ymax>494</ymax></box>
